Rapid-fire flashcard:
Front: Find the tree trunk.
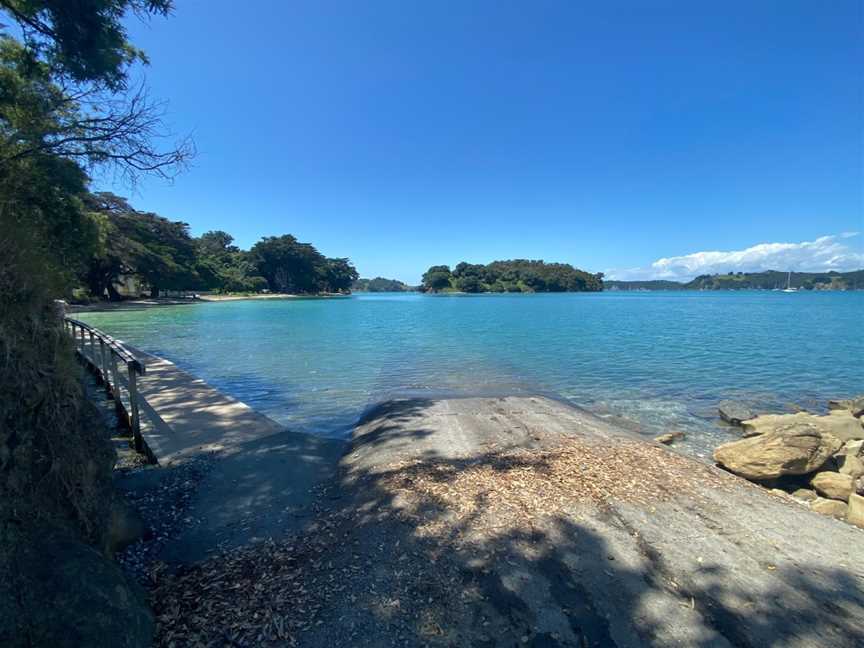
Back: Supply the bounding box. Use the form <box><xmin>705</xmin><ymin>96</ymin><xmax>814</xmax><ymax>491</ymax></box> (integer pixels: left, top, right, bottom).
<box><xmin>106</xmin><ymin>283</ymin><xmax>122</xmax><ymax>302</ymax></box>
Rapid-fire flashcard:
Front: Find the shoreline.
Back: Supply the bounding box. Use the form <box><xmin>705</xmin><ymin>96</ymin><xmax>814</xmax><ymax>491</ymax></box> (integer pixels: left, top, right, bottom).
<box><xmin>81</xmin><ymin>343</ymin><xmax>862</xmax><ymax>645</ymax></box>
<box><xmin>68</xmin><ymin>292</ymin><xmax>349</xmax><ymax>312</ymax></box>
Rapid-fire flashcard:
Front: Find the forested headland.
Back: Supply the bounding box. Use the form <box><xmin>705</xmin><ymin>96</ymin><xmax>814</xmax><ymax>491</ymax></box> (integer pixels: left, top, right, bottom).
<box><xmin>352</xmin><ymin>277</ymin><xmax>416</xmax><ymax>292</ymax></box>
<box><xmin>76</xmin><ymin>193</ymin><xmax>358</xmax><ymax>300</ymax></box>
<box><xmin>421</xmin><ymin>260</ymin><xmax>604</xmax><ymax>293</ymax></box>
<box><xmin>605</xmin><ymin>270</ymin><xmax>864</xmax><ymax>291</ymax></box>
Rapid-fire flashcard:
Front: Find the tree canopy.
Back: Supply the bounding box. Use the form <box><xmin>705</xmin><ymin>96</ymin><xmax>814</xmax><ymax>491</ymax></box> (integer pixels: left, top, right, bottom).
<box><xmin>421</xmin><ymin>260</ymin><xmax>603</xmax><ymax>293</ymax></box>
<box><xmin>73</xmin><ymin>199</ymin><xmax>359</xmax><ymax>300</ymax></box>
<box><xmin>352</xmin><ymin>277</ymin><xmax>414</xmax><ymax>292</ymax></box>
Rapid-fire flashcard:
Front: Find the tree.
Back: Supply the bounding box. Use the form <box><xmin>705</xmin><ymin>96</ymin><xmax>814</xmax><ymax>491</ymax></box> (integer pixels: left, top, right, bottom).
<box><xmin>83</xmin><ymin>192</ymin><xmax>202</xmax><ymax>298</ymax></box>
<box><xmin>0</xmin><ymin>4</ymin><xmax>190</xmax><ymax>641</ymax></box>
<box><xmin>323</xmin><ymin>258</ymin><xmax>359</xmax><ymax>293</ymax></box>
<box><xmin>353</xmin><ymin>277</ymin><xmax>412</xmax><ymax>292</ymax></box>
<box><xmin>422</xmin><ymin>265</ymin><xmax>452</xmax><ymax>291</ymax></box>
<box><xmin>421</xmin><ymin>260</ymin><xmax>603</xmax><ymax>293</ymax></box>
<box><xmin>250</xmin><ymin>235</ymin><xmax>329</xmax><ymax>294</ymax></box>
<box><xmin>0</xmin><ymin>1</ymin><xmax>192</xmax><ymax>183</ymax></box>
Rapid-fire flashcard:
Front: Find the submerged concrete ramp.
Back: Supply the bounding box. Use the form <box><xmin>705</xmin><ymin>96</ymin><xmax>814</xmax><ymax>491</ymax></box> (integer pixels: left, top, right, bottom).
<box><xmin>309</xmin><ymin>396</ymin><xmax>864</xmax><ymax>648</ymax></box>
<box><xmin>114</xmin><ymin>348</ymin><xmax>345</xmax><ymax>563</ymax></box>
<box><xmin>128</xmin><ymin>348</ymin><xmax>286</xmax><ymax>464</ymax></box>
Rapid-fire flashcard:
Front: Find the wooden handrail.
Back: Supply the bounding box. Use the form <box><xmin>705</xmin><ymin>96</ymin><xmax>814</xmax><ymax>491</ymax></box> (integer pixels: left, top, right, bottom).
<box><xmin>64</xmin><ymin>317</ymin><xmax>145</xmax><ymax>374</ymax></box>
<box><xmin>63</xmin><ymin>316</ymin><xmax>149</xmax><ymax>458</ymax></box>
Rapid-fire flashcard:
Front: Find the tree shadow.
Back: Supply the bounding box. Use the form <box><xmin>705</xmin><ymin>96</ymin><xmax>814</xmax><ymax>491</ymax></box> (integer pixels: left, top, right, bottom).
<box><xmin>149</xmin><ymin>397</ymin><xmax>864</xmax><ymax>647</ymax></box>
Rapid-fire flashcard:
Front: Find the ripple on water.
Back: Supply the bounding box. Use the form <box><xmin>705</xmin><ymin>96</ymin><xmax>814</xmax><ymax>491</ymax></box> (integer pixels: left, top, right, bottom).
<box><xmin>77</xmin><ymin>291</ymin><xmax>864</xmax><ymax>454</ymax></box>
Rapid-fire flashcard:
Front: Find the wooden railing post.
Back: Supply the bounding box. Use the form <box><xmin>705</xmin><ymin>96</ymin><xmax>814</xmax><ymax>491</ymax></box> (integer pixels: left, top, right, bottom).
<box><xmin>87</xmin><ymin>330</ymin><xmax>95</xmax><ymax>369</ymax></box>
<box><xmin>110</xmin><ymin>352</ymin><xmax>123</xmax><ymax>418</ymax></box>
<box><xmin>128</xmin><ymin>364</ymin><xmax>143</xmax><ymax>452</ymax></box>
<box><xmin>99</xmin><ymin>338</ymin><xmax>110</xmax><ymax>392</ymax></box>
<box><xmin>64</xmin><ymin>316</ymin><xmax>147</xmax><ymax>457</ymax></box>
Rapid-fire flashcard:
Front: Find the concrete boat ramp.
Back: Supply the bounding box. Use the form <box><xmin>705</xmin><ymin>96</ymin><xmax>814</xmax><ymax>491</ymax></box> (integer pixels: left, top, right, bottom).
<box><xmin>114</xmin><ymin>351</ymin><xmax>864</xmax><ymax>647</ymax></box>
<box><xmin>114</xmin><ymin>349</ymin><xmax>344</xmax><ymax>562</ymax></box>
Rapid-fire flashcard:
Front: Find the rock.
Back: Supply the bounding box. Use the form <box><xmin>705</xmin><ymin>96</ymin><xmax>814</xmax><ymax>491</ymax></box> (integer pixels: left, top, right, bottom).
<box><xmin>828</xmin><ymin>395</ymin><xmax>864</xmax><ymax>418</ymax></box>
<box><xmin>810</xmin><ymin>471</ymin><xmax>854</xmax><ymax>502</ymax></box>
<box><xmin>718</xmin><ymin>401</ymin><xmax>755</xmax><ymax>426</ymax></box>
<box><xmin>837</xmin><ymin>453</ymin><xmax>864</xmax><ymax>480</ymax></box>
<box><xmin>742</xmin><ymin>411</ymin><xmax>864</xmax><ymax>443</ymax></box>
<box><xmin>769</xmin><ymin>488</ymin><xmax>790</xmax><ymax>498</ymax></box>
<box><xmin>654</xmin><ymin>431</ymin><xmax>685</xmax><ymax>445</ymax></box>
<box><xmin>845</xmin><ymin>439</ymin><xmax>864</xmax><ymax>455</ymax></box>
<box><xmin>848</xmin><ymin>493</ymin><xmax>864</xmax><ymax>529</ymax></box>
<box><xmin>0</xmin><ymin>531</ymin><xmax>153</xmax><ymax>647</ymax></box>
<box><xmin>791</xmin><ymin>488</ymin><xmax>818</xmax><ymax>501</ymax></box>
<box><xmin>713</xmin><ymin>422</ymin><xmax>842</xmax><ymax>481</ymax></box>
<box><xmin>104</xmin><ymin>498</ymin><xmax>145</xmax><ymax>556</ymax></box>
<box><xmin>811</xmin><ymin>497</ymin><xmax>848</xmax><ymax>520</ymax></box>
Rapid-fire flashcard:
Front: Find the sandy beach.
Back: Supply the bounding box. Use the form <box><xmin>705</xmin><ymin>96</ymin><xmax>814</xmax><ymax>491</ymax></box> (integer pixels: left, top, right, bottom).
<box><xmin>68</xmin><ymin>293</ymin><xmax>348</xmax><ymax>312</ymax></box>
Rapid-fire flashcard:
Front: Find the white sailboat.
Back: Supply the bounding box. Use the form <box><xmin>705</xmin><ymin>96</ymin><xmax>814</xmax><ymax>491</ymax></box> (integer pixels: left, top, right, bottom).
<box><xmin>782</xmin><ymin>271</ymin><xmax>797</xmax><ymax>293</ymax></box>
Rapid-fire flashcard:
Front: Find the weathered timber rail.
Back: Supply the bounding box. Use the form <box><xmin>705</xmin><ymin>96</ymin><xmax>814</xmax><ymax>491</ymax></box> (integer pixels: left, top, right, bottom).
<box><xmin>64</xmin><ymin>317</ymin><xmax>148</xmax><ymax>455</ymax></box>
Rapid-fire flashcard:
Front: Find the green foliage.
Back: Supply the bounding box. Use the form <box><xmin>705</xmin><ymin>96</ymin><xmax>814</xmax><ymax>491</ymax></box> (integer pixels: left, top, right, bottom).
<box><xmin>422</xmin><ymin>260</ymin><xmax>603</xmax><ymax>293</ymax></box>
<box><xmin>353</xmin><ymin>277</ymin><xmax>414</xmax><ymax>292</ymax></box>
<box><xmin>0</xmin><ymin>0</ymin><xmax>172</xmax><ymax>90</ymax></box>
<box><xmin>604</xmin><ymin>270</ymin><xmax>864</xmax><ymax>291</ymax></box>
<box><xmin>324</xmin><ymin>258</ymin><xmax>360</xmax><ymax>293</ymax></box>
<box><xmin>249</xmin><ymin>236</ymin><xmax>358</xmax><ymax>294</ymax></box>
<box><xmin>603</xmin><ymin>280</ymin><xmax>688</xmax><ymax>291</ymax></box>
<box><xmin>194</xmin><ymin>230</ymin><xmax>266</xmax><ymax>293</ymax></box>
<box><xmin>421</xmin><ymin>265</ymin><xmax>453</xmax><ymax>291</ymax></box>
<box><xmin>82</xmin><ymin>192</ymin><xmax>203</xmax><ymax>298</ymax></box>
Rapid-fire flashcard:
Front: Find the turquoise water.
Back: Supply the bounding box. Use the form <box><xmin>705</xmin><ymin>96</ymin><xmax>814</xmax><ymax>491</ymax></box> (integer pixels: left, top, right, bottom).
<box><xmin>79</xmin><ymin>291</ymin><xmax>863</xmax><ymax>458</ymax></box>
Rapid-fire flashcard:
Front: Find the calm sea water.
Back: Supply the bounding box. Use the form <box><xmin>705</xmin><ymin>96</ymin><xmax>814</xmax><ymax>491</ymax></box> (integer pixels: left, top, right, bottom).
<box><xmin>79</xmin><ymin>291</ymin><xmax>863</xmax><ymax>458</ymax></box>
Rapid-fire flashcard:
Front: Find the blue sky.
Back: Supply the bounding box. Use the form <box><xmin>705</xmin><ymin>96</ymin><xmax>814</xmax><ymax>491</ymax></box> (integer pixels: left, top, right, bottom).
<box><xmin>108</xmin><ymin>0</ymin><xmax>863</xmax><ymax>283</ymax></box>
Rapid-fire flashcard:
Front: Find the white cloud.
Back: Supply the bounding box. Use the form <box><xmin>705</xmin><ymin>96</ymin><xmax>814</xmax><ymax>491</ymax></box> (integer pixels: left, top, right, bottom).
<box><xmin>606</xmin><ymin>233</ymin><xmax>864</xmax><ymax>281</ymax></box>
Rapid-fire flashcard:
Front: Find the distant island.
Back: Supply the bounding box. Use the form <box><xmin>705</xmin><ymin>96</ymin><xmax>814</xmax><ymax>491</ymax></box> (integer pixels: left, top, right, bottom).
<box><xmin>421</xmin><ymin>260</ymin><xmax>603</xmax><ymax>293</ymax></box>
<box><xmin>605</xmin><ymin>269</ymin><xmax>864</xmax><ymax>291</ymax></box>
<box><xmin>352</xmin><ymin>277</ymin><xmax>417</xmax><ymax>292</ymax></box>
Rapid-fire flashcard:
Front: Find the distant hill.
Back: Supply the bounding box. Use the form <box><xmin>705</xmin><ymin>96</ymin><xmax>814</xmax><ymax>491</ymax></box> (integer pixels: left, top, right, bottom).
<box><xmin>605</xmin><ymin>270</ymin><xmax>864</xmax><ymax>291</ymax></box>
<box><xmin>352</xmin><ymin>277</ymin><xmax>416</xmax><ymax>292</ymax></box>
<box><xmin>604</xmin><ymin>280</ymin><xmax>687</xmax><ymax>291</ymax></box>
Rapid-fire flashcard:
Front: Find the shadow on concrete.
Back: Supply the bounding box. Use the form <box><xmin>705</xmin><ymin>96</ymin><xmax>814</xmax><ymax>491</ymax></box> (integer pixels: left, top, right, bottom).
<box><xmin>146</xmin><ymin>396</ymin><xmax>864</xmax><ymax>647</ymax></box>
<box><xmin>304</xmin><ymin>397</ymin><xmax>864</xmax><ymax>647</ymax></box>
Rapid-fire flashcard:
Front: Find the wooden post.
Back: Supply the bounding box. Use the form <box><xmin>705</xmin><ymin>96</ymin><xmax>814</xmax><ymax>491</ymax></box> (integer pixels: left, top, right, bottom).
<box><xmin>87</xmin><ymin>330</ymin><xmax>96</xmax><ymax>371</ymax></box>
<box><xmin>99</xmin><ymin>338</ymin><xmax>110</xmax><ymax>392</ymax></box>
<box><xmin>110</xmin><ymin>351</ymin><xmax>124</xmax><ymax>418</ymax></box>
<box><xmin>128</xmin><ymin>364</ymin><xmax>143</xmax><ymax>452</ymax></box>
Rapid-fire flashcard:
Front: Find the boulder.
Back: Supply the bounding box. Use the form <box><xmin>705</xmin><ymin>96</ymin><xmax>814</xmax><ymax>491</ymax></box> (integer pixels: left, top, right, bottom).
<box><xmin>791</xmin><ymin>488</ymin><xmax>818</xmax><ymax>502</ymax></box>
<box><xmin>810</xmin><ymin>471</ymin><xmax>854</xmax><ymax>502</ymax></box>
<box><xmin>828</xmin><ymin>395</ymin><xmax>864</xmax><ymax>418</ymax></box>
<box><xmin>847</xmin><ymin>493</ymin><xmax>864</xmax><ymax>529</ymax></box>
<box><xmin>837</xmin><ymin>452</ymin><xmax>864</xmax><ymax>480</ymax></box>
<box><xmin>104</xmin><ymin>498</ymin><xmax>145</xmax><ymax>556</ymax></box>
<box><xmin>742</xmin><ymin>411</ymin><xmax>864</xmax><ymax>443</ymax></box>
<box><xmin>811</xmin><ymin>497</ymin><xmax>848</xmax><ymax>520</ymax></box>
<box><xmin>654</xmin><ymin>431</ymin><xmax>685</xmax><ymax>445</ymax></box>
<box><xmin>845</xmin><ymin>439</ymin><xmax>864</xmax><ymax>455</ymax></box>
<box><xmin>0</xmin><ymin>531</ymin><xmax>153</xmax><ymax>647</ymax></box>
<box><xmin>718</xmin><ymin>401</ymin><xmax>755</xmax><ymax>426</ymax></box>
<box><xmin>713</xmin><ymin>422</ymin><xmax>842</xmax><ymax>481</ymax></box>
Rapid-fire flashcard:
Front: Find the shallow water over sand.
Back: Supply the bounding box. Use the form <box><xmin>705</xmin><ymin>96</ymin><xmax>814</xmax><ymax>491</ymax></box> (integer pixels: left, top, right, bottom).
<box><xmin>79</xmin><ymin>291</ymin><xmax>864</xmax><ymax>458</ymax></box>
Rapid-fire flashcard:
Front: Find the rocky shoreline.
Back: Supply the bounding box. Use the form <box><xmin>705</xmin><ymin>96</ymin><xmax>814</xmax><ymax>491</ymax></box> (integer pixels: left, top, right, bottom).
<box><xmin>710</xmin><ymin>396</ymin><xmax>864</xmax><ymax>528</ymax></box>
